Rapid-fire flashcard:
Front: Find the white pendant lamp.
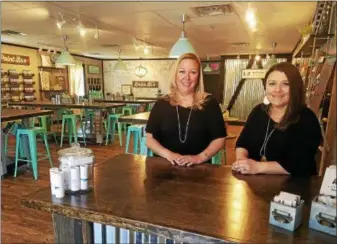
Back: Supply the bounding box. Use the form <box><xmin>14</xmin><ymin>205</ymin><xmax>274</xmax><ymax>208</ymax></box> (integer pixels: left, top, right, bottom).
<box><xmin>113</xmin><ymin>49</ymin><xmax>127</xmax><ymax>72</ymax></box>
<box><xmin>55</xmin><ymin>35</ymin><xmax>76</xmax><ymax>66</ymax></box>
<box><xmin>169</xmin><ymin>14</ymin><xmax>196</xmax><ymax>58</ymax></box>
<box><xmin>203</xmin><ymin>56</ymin><xmax>212</xmax><ymax>72</ymax></box>
<box><xmin>203</xmin><ymin>63</ymin><xmax>212</xmax><ymax>72</ymax></box>
<box><xmin>265</xmin><ymin>42</ymin><xmax>278</xmax><ymax>69</ymax></box>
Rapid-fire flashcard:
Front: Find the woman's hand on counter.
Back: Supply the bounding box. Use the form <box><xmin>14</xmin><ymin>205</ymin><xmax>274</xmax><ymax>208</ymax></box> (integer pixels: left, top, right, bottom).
<box><xmin>177</xmin><ymin>154</ymin><xmax>207</xmax><ymax>167</ymax></box>
<box><xmin>232</xmin><ymin>158</ymin><xmax>261</xmax><ymax>174</ymax></box>
<box><xmin>163</xmin><ymin>150</ymin><xmax>184</xmax><ymax>165</ymax></box>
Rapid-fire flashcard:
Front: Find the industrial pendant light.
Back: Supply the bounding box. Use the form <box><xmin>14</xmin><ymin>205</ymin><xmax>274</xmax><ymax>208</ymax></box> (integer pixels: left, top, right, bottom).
<box><xmin>265</xmin><ymin>42</ymin><xmax>278</xmax><ymax>69</ymax></box>
<box><xmin>55</xmin><ymin>35</ymin><xmax>76</xmax><ymax>66</ymax></box>
<box><xmin>169</xmin><ymin>14</ymin><xmax>196</xmax><ymax>58</ymax></box>
<box><xmin>203</xmin><ymin>56</ymin><xmax>212</xmax><ymax>72</ymax></box>
<box><xmin>113</xmin><ymin>49</ymin><xmax>127</xmax><ymax>72</ymax></box>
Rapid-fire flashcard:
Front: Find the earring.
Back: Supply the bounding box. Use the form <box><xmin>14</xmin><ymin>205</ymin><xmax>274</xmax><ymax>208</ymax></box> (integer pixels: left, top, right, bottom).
<box><xmin>263</xmin><ymin>96</ymin><xmax>270</xmax><ymax>105</ymax></box>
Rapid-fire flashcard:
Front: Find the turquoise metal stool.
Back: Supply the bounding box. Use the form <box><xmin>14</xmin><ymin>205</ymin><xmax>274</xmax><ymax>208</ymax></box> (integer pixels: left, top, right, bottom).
<box><xmin>60</xmin><ymin>114</ymin><xmax>86</xmax><ymax>148</ymax></box>
<box><xmin>56</xmin><ymin>109</ymin><xmax>73</xmax><ymax>131</ymax></box>
<box><xmin>105</xmin><ymin>114</ymin><xmax>123</xmax><ymax>146</ymax></box>
<box><xmin>39</xmin><ymin>115</ymin><xmax>58</xmax><ymax>145</ymax></box>
<box><xmin>83</xmin><ymin>109</ymin><xmax>96</xmax><ymax>134</ymax></box>
<box><xmin>14</xmin><ymin>127</ymin><xmax>53</xmax><ymax>180</ymax></box>
<box><xmin>121</xmin><ymin>106</ymin><xmax>134</xmax><ymax>131</ymax></box>
<box><xmin>122</xmin><ymin>106</ymin><xmax>133</xmax><ymax>116</ymax></box>
<box><xmin>125</xmin><ymin>124</ymin><xmax>145</xmax><ymax>154</ymax></box>
<box><xmin>211</xmin><ymin>149</ymin><xmax>226</xmax><ymax>165</ymax></box>
<box><xmin>3</xmin><ymin>122</ymin><xmax>23</xmax><ymax>158</ymax></box>
<box><xmin>140</xmin><ymin>136</ymin><xmax>154</xmax><ymax>156</ymax></box>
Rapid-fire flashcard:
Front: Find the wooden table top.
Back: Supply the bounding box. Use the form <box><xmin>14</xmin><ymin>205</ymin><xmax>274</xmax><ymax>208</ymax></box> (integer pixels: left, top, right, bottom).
<box><xmin>9</xmin><ymin>101</ymin><xmax>125</xmax><ymax>109</ymax></box>
<box><xmin>21</xmin><ymin>154</ymin><xmax>333</xmax><ymax>243</ymax></box>
<box><xmin>119</xmin><ymin>111</ymin><xmax>240</xmax><ymax>124</ymax></box>
<box><xmin>1</xmin><ymin>108</ymin><xmax>53</xmax><ymax>122</ymax></box>
<box><xmin>94</xmin><ymin>99</ymin><xmax>155</xmax><ymax>104</ymax></box>
<box><xmin>118</xmin><ymin>111</ymin><xmax>150</xmax><ymax>123</ymax></box>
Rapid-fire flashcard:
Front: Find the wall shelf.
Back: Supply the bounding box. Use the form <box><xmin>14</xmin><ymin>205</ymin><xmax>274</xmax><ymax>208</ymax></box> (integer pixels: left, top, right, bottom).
<box><xmin>38</xmin><ymin>66</ymin><xmax>66</xmax><ymax>70</ymax></box>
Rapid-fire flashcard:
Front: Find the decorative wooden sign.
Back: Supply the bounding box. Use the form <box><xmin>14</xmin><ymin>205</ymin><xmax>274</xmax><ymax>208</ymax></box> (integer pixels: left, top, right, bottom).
<box><xmin>1</xmin><ymin>53</ymin><xmax>30</xmax><ymax>66</ymax></box>
<box><xmin>132</xmin><ymin>81</ymin><xmax>159</xmax><ymax>88</ymax></box>
<box><xmin>242</xmin><ymin>69</ymin><xmax>267</xmax><ymax>79</ymax></box>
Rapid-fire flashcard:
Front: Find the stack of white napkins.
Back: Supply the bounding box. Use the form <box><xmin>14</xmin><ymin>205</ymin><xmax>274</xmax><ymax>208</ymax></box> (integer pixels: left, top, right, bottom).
<box><xmin>273</xmin><ymin>191</ymin><xmax>301</xmax><ymax>208</ymax></box>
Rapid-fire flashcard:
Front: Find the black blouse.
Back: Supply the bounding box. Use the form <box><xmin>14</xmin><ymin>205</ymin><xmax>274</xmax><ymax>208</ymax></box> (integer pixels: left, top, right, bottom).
<box><xmin>146</xmin><ymin>95</ymin><xmax>227</xmax><ymax>156</ymax></box>
<box><xmin>236</xmin><ymin>104</ymin><xmax>322</xmax><ymax>176</ymax></box>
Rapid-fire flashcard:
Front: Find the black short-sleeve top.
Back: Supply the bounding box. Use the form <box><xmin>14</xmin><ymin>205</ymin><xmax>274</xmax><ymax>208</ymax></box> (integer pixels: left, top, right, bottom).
<box><xmin>236</xmin><ymin>104</ymin><xmax>322</xmax><ymax>176</ymax></box>
<box><xmin>146</xmin><ymin>95</ymin><xmax>227</xmax><ymax>155</ymax></box>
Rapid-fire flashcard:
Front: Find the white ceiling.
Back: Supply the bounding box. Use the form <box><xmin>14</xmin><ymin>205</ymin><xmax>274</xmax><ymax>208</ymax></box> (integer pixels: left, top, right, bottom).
<box><xmin>1</xmin><ymin>0</ymin><xmax>317</xmax><ymax>59</ymax></box>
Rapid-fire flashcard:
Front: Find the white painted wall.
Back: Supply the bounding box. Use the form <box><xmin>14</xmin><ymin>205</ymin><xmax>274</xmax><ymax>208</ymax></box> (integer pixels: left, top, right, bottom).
<box><xmin>103</xmin><ymin>60</ymin><xmax>175</xmax><ymax>97</ymax></box>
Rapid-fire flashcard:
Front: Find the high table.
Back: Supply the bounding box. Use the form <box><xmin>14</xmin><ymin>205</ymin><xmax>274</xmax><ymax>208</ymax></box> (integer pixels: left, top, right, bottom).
<box><xmin>9</xmin><ymin>101</ymin><xmax>126</xmax><ymax>143</ymax></box>
<box><xmin>94</xmin><ymin>99</ymin><xmax>155</xmax><ymax>112</ymax></box>
<box><xmin>94</xmin><ymin>99</ymin><xmax>155</xmax><ymax>105</ymax></box>
<box><xmin>119</xmin><ymin>111</ymin><xmax>240</xmax><ymax>139</ymax></box>
<box><xmin>21</xmin><ymin>154</ymin><xmax>334</xmax><ymax>243</ymax></box>
<box><xmin>119</xmin><ymin>111</ymin><xmax>239</xmax><ymax>124</ymax></box>
<box><xmin>1</xmin><ymin>108</ymin><xmax>53</xmax><ymax>176</ymax></box>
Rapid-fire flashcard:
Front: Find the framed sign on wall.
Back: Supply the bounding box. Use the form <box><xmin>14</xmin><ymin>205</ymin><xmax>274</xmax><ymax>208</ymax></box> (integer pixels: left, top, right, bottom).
<box><xmin>242</xmin><ymin>69</ymin><xmax>267</xmax><ymax>79</ymax></box>
<box><xmin>88</xmin><ymin>65</ymin><xmax>100</xmax><ymax>74</ymax></box>
<box><xmin>121</xmin><ymin>84</ymin><xmax>132</xmax><ymax>95</ymax></box>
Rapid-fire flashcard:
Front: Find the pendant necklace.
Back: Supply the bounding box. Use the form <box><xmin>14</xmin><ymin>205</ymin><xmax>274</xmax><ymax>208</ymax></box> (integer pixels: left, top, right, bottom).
<box><xmin>176</xmin><ymin>106</ymin><xmax>192</xmax><ymax>143</ymax></box>
<box><xmin>259</xmin><ymin>118</ymin><xmax>275</xmax><ymax>162</ymax></box>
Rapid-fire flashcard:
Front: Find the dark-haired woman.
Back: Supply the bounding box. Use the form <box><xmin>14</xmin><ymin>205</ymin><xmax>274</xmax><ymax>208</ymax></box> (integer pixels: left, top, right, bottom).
<box><xmin>233</xmin><ymin>62</ymin><xmax>322</xmax><ymax>177</ymax></box>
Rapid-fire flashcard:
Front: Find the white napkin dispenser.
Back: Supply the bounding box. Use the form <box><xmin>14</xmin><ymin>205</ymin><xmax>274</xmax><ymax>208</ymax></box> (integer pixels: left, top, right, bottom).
<box><xmin>309</xmin><ymin>165</ymin><xmax>336</xmax><ymax>236</ymax></box>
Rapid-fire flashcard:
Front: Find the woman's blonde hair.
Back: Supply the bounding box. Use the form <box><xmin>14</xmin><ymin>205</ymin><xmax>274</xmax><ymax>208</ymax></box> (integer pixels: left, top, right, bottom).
<box><xmin>165</xmin><ymin>53</ymin><xmax>209</xmax><ymax>110</ymax></box>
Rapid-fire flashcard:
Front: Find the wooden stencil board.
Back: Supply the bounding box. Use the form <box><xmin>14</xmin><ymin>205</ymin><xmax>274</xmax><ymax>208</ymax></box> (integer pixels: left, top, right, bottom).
<box><xmin>319</xmin><ymin>73</ymin><xmax>336</xmax><ymax>175</ymax></box>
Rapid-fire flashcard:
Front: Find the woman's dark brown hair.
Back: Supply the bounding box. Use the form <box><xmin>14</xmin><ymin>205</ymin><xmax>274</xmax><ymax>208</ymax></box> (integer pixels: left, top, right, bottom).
<box><xmin>263</xmin><ymin>62</ymin><xmax>306</xmax><ymax>130</ymax></box>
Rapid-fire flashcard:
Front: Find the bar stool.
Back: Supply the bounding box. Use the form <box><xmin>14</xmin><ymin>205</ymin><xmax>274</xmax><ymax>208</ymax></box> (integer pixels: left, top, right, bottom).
<box><xmin>121</xmin><ymin>106</ymin><xmax>133</xmax><ymax>131</ymax></box>
<box><xmin>14</xmin><ymin>127</ymin><xmax>53</xmax><ymax>180</ymax></box>
<box><xmin>105</xmin><ymin>113</ymin><xmax>123</xmax><ymax>146</ymax></box>
<box><xmin>125</xmin><ymin>124</ymin><xmax>145</xmax><ymax>154</ymax></box>
<box><xmin>82</xmin><ymin>109</ymin><xmax>95</xmax><ymax>134</ymax></box>
<box><xmin>56</xmin><ymin>109</ymin><xmax>73</xmax><ymax>131</ymax></box>
<box><xmin>122</xmin><ymin>106</ymin><xmax>133</xmax><ymax>116</ymax></box>
<box><xmin>60</xmin><ymin>114</ymin><xmax>86</xmax><ymax>147</ymax></box>
<box><xmin>140</xmin><ymin>136</ymin><xmax>154</xmax><ymax>156</ymax></box>
<box><xmin>38</xmin><ymin>115</ymin><xmax>58</xmax><ymax>145</ymax></box>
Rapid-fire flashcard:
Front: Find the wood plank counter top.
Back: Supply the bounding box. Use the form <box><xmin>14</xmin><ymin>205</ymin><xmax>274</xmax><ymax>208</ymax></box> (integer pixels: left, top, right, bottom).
<box><xmin>94</xmin><ymin>99</ymin><xmax>155</xmax><ymax>104</ymax></box>
<box><xmin>9</xmin><ymin>101</ymin><xmax>125</xmax><ymax>109</ymax></box>
<box><xmin>1</xmin><ymin>108</ymin><xmax>53</xmax><ymax>122</ymax></box>
<box><xmin>21</xmin><ymin>154</ymin><xmax>334</xmax><ymax>243</ymax></box>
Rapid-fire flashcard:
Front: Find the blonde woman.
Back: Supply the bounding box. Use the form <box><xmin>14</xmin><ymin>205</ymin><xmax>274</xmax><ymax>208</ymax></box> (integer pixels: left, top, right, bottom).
<box><xmin>146</xmin><ymin>53</ymin><xmax>227</xmax><ymax>166</ymax></box>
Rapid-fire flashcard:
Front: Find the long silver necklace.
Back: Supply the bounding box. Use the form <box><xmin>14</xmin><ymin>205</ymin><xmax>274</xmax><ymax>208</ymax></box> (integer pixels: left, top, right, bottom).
<box><xmin>176</xmin><ymin>106</ymin><xmax>192</xmax><ymax>143</ymax></box>
<box><xmin>259</xmin><ymin>118</ymin><xmax>275</xmax><ymax>161</ymax></box>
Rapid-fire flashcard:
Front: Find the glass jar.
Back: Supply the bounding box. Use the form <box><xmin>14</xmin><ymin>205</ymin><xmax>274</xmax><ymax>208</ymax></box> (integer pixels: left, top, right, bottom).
<box><xmin>57</xmin><ymin>143</ymin><xmax>94</xmax><ymax>194</ymax></box>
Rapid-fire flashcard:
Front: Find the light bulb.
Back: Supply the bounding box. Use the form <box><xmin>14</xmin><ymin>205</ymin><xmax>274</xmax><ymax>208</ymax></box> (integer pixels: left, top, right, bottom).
<box><xmin>144</xmin><ymin>46</ymin><xmax>150</xmax><ymax>55</ymax></box>
<box><xmin>79</xmin><ymin>27</ymin><xmax>86</xmax><ymax>37</ymax></box>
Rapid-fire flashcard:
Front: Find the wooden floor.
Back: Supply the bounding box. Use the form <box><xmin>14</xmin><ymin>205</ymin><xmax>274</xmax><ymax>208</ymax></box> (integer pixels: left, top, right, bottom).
<box><xmin>1</xmin><ymin>125</ymin><xmax>242</xmax><ymax>243</ymax></box>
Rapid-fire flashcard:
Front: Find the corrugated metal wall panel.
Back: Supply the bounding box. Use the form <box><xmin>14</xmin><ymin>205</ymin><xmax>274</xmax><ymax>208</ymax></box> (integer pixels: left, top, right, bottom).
<box><xmin>223</xmin><ymin>58</ymin><xmax>286</xmax><ymax>120</ymax></box>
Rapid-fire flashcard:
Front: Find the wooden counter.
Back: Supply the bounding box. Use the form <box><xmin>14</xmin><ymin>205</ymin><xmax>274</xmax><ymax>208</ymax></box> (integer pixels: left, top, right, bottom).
<box><xmin>8</xmin><ymin>101</ymin><xmax>126</xmax><ymax>143</ymax></box>
<box><xmin>8</xmin><ymin>101</ymin><xmax>125</xmax><ymax>109</ymax></box>
<box><xmin>94</xmin><ymin>99</ymin><xmax>155</xmax><ymax>105</ymax></box>
<box><xmin>1</xmin><ymin>108</ymin><xmax>53</xmax><ymax>122</ymax></box>
<box><xmin>21</xmin><ymin>154</ymin><xmax>334</xmax><ymax>243</ymax></box>
<box><xmin>119</xmin><ymin>111</ymin><xmax>240</xmax><ymax>124</ymax></box>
